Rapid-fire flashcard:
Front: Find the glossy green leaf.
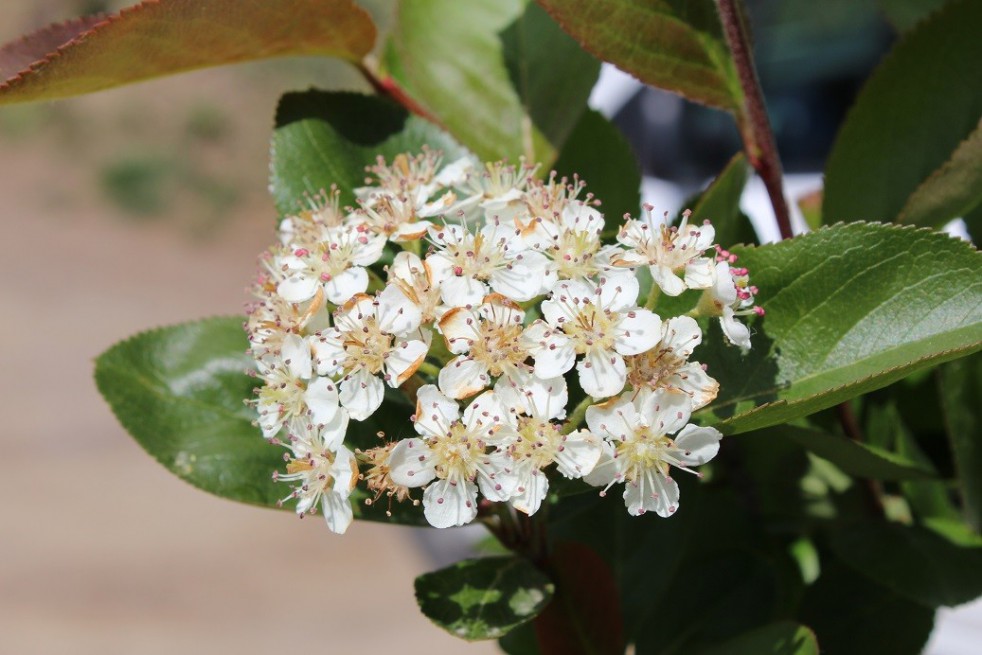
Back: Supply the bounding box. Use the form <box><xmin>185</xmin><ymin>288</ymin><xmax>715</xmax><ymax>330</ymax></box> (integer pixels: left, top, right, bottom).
<box><xmin>831</xmin><ymin>521</ymin><xmax>982</xmax><ymax>607</ymax></box>
<box><xmin>897</xmin><ymin>120</ymin><xmax>982</xmax><ymax>227</ymax></box>
<box><xmin>552</xmin><ymin>109</ymin><xmax>641</xmax><ymax>227</ymax></box>
<box><xmin>536</xmin><ymin>0</ymin><xmax>742</xmax><ymax>112</ymax></box>
<box><xmin>824</xmin><ymin>0</ymin><xmax>982</xmax><ymax>226</ymax></box>
<box><xmin>762</xmin><ymin>424</ymin><xmax>937</xmax><ymax>481</ymax></box>
<box><xmin>95</xmin><ymin>317</ymin><xmax>284</xmax><ymax>507</ymax></box>
<box><xmin>95</xmin><ymin>317</ymin><xmax>428</xmax><ymax>525</ymax></box>
<box><xmin>686</xmin><ymin>152</ymin><xmax>756</xmax><ymax>247</ymax></box>
<box><xmin>698</xmin><ymin>222</ymin><xmax>982</xmax><ymax>434</ymax></box>
<box><xmin>698</xmin><ymin>622</ymin><xmax>819</xmax><ymax>655</ymax></box>
<box><xmin>877</xmin><ymin>0</ymin><xmax>948</xmax><ymax>32</ymax></box>
<box><xmin>269</xmin><ymin>90</ymin><xmax>467</xmax><ymax>214</ymax></box>
<box><xmin>414</xmin><ymin>556</ymin><xmax>554</xmax><ymax>641</ymax></box>
<box><xmin>799</xmin><ymin>560</ymin><xmax>935</xmax><ymax>655</ymax></box>
<box><xmin>384</xmin><ymin>0</ymin><xmax>599</xmax><ymax>164</ymax></box>
<box><xmin>0</xmin><ymin>0</ymin><xmax>376</xmax><ymax>105</ymax></box>
<box><xmin>940</xmin><ymin>355</ymin><xmax>982</xmax><ymax>532</ymax></box>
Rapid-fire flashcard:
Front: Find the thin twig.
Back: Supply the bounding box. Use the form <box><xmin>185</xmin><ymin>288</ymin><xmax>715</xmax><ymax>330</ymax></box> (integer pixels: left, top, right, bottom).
<box><xmin>715</xmin><ymin>0</ymin><xmax>794</xmax><ymax>240</ymax></box>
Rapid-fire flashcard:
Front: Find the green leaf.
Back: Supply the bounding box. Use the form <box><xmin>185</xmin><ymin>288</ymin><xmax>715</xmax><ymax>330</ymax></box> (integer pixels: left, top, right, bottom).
<box><xmin>384</xmin><ymin>0</ymin><xmax>599</xmax><ymax>164</ymax></box>
<box><xmin>552</xmin><ymin>108</ymin><xmax>641</xmax><ymax>226</ymax></box>
<box><xmin>796</xmin><ymin>189</ymin><xmax>823</xmax><ymax>231</ymax></box>
<box><xmin>940</xmin><ymin>355</ymin><xmax>982</xmax><ymax>532</ymax></box>
<box><xmin>823</xmin><ymin>0</ymin><xmax>982</xmax><ymax>226</ymax></box>
<box><xmin>686</xmin><ymin>152</ymin><xmax>756</xmax><ymax>247</ymax></box>
<box><xmin>760</xmin><ymin>424</ymin><xmax>937</xmax><ymax>481</ymax></box>
<box><xmin>798</xmin><ymin>560</ymin><xmax>935</xmax><ymax>655</ymax></box>
<box><xmin>877</xmin><ymin>0</ymin><xmax>948</xmax><ymax>32</ymax></box>
<box><xmin>414</xmin><ymin>556</ymin><xmax>554</xmax><ymax>641</ymax></box>
<box><xmin>698</xmin><ymin>222</ymin><xmax>982</xmax><ymax>434</ymax></box>
<box><xmin>95</xmin><ymin>317</ymin><xmax>428</xmax><ymax>525</ymax></box>
<box><xmin>536</xmin><ymin>0</ymin><xmax>742</xmax><ymax>113</ymax></box>
<box><xmin>831</xmin><ymin>521</ymin><xmax>982</xmax><ymax>607</ymax></box>
<box><xmin>0</xmin><ymin>0</ymin><xmax>376</xmax><ymax>105</ymax></box>
<box><xmin>269</xmin><ymin>90</ymin><xmax>467</xmax><ymax>214</ymax></box>
<box><xmin>897</xmin><ymin>120</ymin><xmax>982</xmax><ymax>227</ymax></box>
<box><xmin>94</xmin><ymin>317</ymin><xmax>283</xmax><ymax>508</ymax></box>
<box><xmin>697</xmin><ymin>622</ymin><xmax>819</xmax><ymax>655</ymax></box>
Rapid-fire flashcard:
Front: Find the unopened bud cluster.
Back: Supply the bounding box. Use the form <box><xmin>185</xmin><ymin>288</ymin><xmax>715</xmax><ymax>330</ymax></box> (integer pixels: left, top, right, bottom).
<box><xmin>244</xmin><ymin>150</ymin><xmax>762</xmax><ymax>533</ymax></box>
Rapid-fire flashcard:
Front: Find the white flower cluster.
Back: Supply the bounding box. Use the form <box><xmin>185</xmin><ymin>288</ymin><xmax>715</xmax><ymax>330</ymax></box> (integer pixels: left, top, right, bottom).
<box><xmin>245</xmin><ymin>150</ymin><xmax>762</xmax><ymax>533</ymax></box>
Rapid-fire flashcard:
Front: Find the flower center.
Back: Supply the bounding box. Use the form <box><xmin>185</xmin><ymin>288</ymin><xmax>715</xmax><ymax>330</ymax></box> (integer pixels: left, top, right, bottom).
<box><xmin>429</xmin><ymin>423</ymin><xmax>486</xmax><ymax>481</ymax></box>
<box><xmin>511</xmin><ymin>417</ymin><xmax>562</xmax><ymax>469</ymax></box>
<box><xmin>617</xmin><ymin>430</ymin><xmax>673</xmax><ymax>482</ymax></box>
<box><xmin>560</xmin><ymin>302</ymin><xmax>616</xmax><ymax>353</ymax></box>
<box><xmin>445</xmin><ymin>232</ymin><xmax>507</xmax><ymax>280</ymax></box>
<box><xmin>343</xmin><ymin>316</ymin><xmax>392</xmax><ymax>374</ymax></box>
<box><xmin>626</xmin><ymin>348</ymin><xmax>685</xmax><ymax>390</ymax></box>
<box><xmin>469</xmin><ymin>320</ymin><xmax>527</xmax><ymax>377</ymax></box>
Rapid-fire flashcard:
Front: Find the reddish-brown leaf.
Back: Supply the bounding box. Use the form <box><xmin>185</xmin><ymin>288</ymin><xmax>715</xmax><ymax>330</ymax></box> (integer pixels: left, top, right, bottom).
<box><xmin>0</xmin><ymin>0</ymin><xmax>376</xmax><ymax>105</ymax></box>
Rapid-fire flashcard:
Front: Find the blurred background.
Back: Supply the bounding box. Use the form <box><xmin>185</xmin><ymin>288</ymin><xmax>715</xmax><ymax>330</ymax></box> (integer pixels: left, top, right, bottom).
<box><xmin>0</xmin><ymin>1</ymin><xmax>976</xmax><ymax>653</ymax></box>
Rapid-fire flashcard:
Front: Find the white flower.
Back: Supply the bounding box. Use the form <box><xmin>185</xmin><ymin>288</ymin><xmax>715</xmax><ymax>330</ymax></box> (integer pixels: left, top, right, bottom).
<box><xmin>387</xmin><ymin>386</ymin><xmax>517</xmax><ymax>528</ymax></box>
<box><xmin>697</xmin><ymin>254</ymin><xmax>763</xmax><ymax>349</ymax></box>
<box><xmin>274</xmin><ymin>419</ymin><xmax>357</xmax><ymax>534</ymax></box>
<box><xmin>625</xmin><ymin>316</ymin><xmax>719</xmax><ymax>410</ymax></box>
<box><xmin>254</xmin><ymin>358</ymin><xmax>340</xmax><ymax>439</ymax></box>
<box><xmin>311</xmin><ymin>285</ymin><xmax>427</xmax><ymax>420</ymax></box>
<box><xmin>275</xmin><ymin>223</ymin><xmax>386</xmax><ymax>305</ymax></box>
<box><xmin>614</xmin><ymin>208</ymin><xmax>716</xmax><ymax>296</ymax></box>
<box><xmin>584</xmin><ymin>390</ymin><xmax>721</xmax><ymax>517</ymax></box>
<box><xmin>387</xmin><ymin>251</ymin><xmax>449</xmax><ymax>328</ymax></box>
<box><xmin>437</xmin><ymin>293</ymin><xmax>534</xmax><ymax>399</ymax></box>
<box><xmin>496</xmin><ymin>373</ymin><xmax>602</xmax><ymax>516</ymax></box>
<box><xmin>523</xmin><ymin>276</ymin><xmax>662</xmax><ymax>398</ymax></box>
<box><xmin>426</xmin><ymin>220</ymin><xmax>552</xmax><ymax>307</ymax></box>
<box><xmin>446</xmin><ymin>159</ymin><xmax>536</xmax><ymax>223</ymax></box>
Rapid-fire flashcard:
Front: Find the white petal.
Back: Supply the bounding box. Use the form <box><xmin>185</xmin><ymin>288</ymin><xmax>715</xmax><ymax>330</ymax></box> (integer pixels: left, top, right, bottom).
<box><xmin>477</xmin><ymin>450</ymin><xmax>520</xmax><ymax>501</ymax></box>
<box><xmin>624</xmin><ymin>473</ymin><xmax>679</xmax><ymax>517</ymax></box>
<box><xmin>582</xmin><ymin>440</ymin><xmax>619</xmax><ymax>487</ymax></box>
<box><xmin>506</xmin><ymin>370</ymin><xmax>567</xmax><ymax>421</ymax></box>
<box><xmin>463</xmin><ymin>391</ymin><xmax>506</xmax><ymax>436</ymax></box>
<box><xmin>554</xmin><ymin>429</ymin><xmax>603</xmax><ymax>479</ymax></box>
<box><xmin>713</xmin><ymin>262</ymin><xmax>738</xmax><ymax>304</ymax></box>
<box><xmin>339</xmin><ymin>369</ymin><xmax>384</xmax><ymax>421</ymax></box>
<box><xmin>650</xmin><ymin>264</ymin><xmax>687</xmax><ymax>297</ymax></box>
<box><xmin>413</xmin><ymin>384</ymin><xmax>460</xmax><ymax>439</ymax></box>
<box><xmin>321</xmin><ymin>491</ymin><xmax>354</xmax><ymax>534</ymax></box>
<box><xmin>385</xmin><ymin>339</ymin><xmax>428</xmax><ymax>387</ymax></box>
<box><xmin>388</xmin><ymin>438</ymin><xmax>436</xmax><ymax>488</ymax></box>
<box><xmin>490</xmin><ymin>251</ymin><xmax>550</xmax><ymax>301</ymax></box>
<box><xmin>673</xmin><ymin>425</ymin><xmax>722</xmax><ymax>466</ymax></box>
<box><xmin>524</xmin><ymin>321</ymin><xmax>575</xmax><ymax>379</ymax></box>
<box><xmin>662</xmin><ymin>316</ymin><xmax>703</xmax><ymax>359</ymax></box>
<box><xmin>438</xmin><ymin>356</ymin><xmax>491</xmax><ymax>399</ymax></box>
<box><xmin>577</xmin><ymin>348</ymin><xmax>627</xmax><ymax>399</ymax></box>
<box><xmin>480</xmin><ymin>293</ymin><xmax>526</xmax><ymax>329</ymax></box>
<box><xmin>613</xmin><ymin>308</ymin><xmax>662</xmax><ymax>356</ymax></box>
<box><xmin>586</xmin><ymin>395</ymin><xmax>636</xmax><ymax>441</ymax></box>
<box><xmin>440</xmin><ymin>274</ymin><xmax>487</xmax><ymax>308</ymax></box>
<box><xmin>638</xmin><ymin>388</ymin><xmax>692</xmax><ymax>435</ymax></box>
<box><xmin>683</xmin><ymin>257</ymin><xmax>715</xmax><ymax>290</ymax></box>
<box><xmin>376</xmin><ymin>283</ymin><xmax>422</xmax><ymax>337</ymax></box>
<box><xmin>389</xmin><ymin>251</ymin><xmax>425</xmax><ymax>284</ymax></box>
<box><xmin>277</xmin><ymin>273</ymin><xmax>319</xmax><ymax>303</ymax></box>
<box><xmin>324</xmin><ymin>266</ymin><xmax>368</xmax><ymax>305</ymax></box>
<box><xmin>316</xmin><ymin>407</ymin><xmax>350</xmax><ymax>451</ymax></box>
<box><xmin>675</xmin><ymin>362</ymin><xmax>719</xmax><ymax>411</ymax></box>
<box><xmin>281</xmin><ymin>333</ymin><xmax>312</xmax><ymax>380</ymax></box>
<box><xmin>721</xmin><ymin>307</ymin><xmax>752</xmax><ymax>349</ymax></box>
<box><xmin>311</xmin><ymin>329</ymin><xmax>346</xmax><ymax>376</ymax></box>
<box><xmin>423</xmin><ymin>479</ymin><xmax>479</xmax><ymax>528</ymax></box>
<box><xmin>511</xmin><ymin>467</ymin><xmax>549</xmax><ymax>516</ymax></box>
<box><xmin>598</xmin><ymin>274</ymin><xmax>639</xmax><ymax>312</ymax></box>
<box><xmin>438</xmin><ymin>307</ymin><xmax>481</xmax><ymax>354</ymax></box>
<box><xmin>304</xmin><ymin>377</ymin><xmax>339</xmax><ymax>425</ymax></box>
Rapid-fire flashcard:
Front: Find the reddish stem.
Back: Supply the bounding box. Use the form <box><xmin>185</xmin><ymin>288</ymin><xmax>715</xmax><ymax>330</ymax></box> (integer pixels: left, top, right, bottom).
<box><xmin>715</xmin><ymin>0</ymin><xmax>794</xmax><ymax>240</ymax></box>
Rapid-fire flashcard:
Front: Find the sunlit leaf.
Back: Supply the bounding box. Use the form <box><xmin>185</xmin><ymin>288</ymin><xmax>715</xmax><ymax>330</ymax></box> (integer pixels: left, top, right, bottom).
<box><xmin>0</xmin><ymin>0</ymin><xmax>376</xmax><ymax>105</ymax></box>
<box><xmin>415</xmin><ymin>556</ymin><xmax>554</xmax><ymax>641</ymax></box>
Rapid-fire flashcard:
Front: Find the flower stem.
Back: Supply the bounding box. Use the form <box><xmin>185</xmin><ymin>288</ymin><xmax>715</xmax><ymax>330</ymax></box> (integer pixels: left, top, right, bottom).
<box><xmin>417</xmin><ymin>360</ymin><xmax>442</xmax><ymax>379</ymax></box>
<box><xmin>562</xmin><ymin>395</ymin><xmax>594</xmax><ymax>435</ymax></box>
<box><xmin>644</xmin><ymin>281</ymin><xmax>661</xmax><ymax>310</ymax></box>
<box><xmin>715</xmin><ymin>0</ymin><xmax>794</xmax><ymax>241</ymax></box>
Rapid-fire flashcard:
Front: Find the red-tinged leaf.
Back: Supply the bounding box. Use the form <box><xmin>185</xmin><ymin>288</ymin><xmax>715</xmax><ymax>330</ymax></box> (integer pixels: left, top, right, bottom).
<box><xmin>536</xmin><ymin>0</ymin><xmax>742</xmax><ymax>113</ymax></box>
<box><xmin>0</xmin><ymin>15</ymin><xmax>106</xmax><ymax>81</ymax></box>
<box><xmin>0</xmin><ymin>0</ymin><xmax>376</xmax><ymax>105</ymax></box>
<box><xmin>534</xmin><ymin>542</ymin><xmax>624</xmax><ymax>655</ymax></box>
